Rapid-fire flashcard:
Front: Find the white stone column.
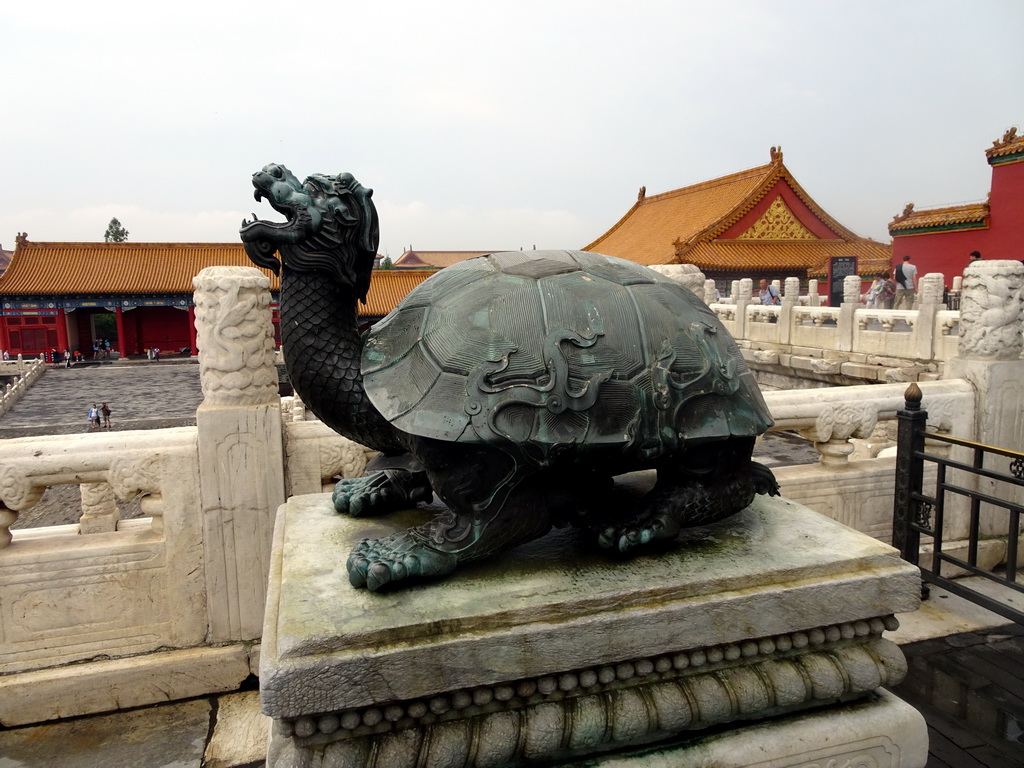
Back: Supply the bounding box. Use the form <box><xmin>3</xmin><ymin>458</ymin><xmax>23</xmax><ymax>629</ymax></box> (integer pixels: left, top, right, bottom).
<box><xmin>945</xmin><ymin>260</ymin><xmax>1024</xmax><ymax>529</ymax></box>
<box><xmin>734</xmin><ymin>278</ymin><xmax>753</xmax><ymax>339</ymax></box>
<box><xmin>836</xmin><ymin>275</ymin><xmax>860</xmax><ymax>352</ymax></box>
<box><xmin>778</xmin><ymin>276</ymin><xmax>801</xmax><ymax>345</ymax></box>
<box><xmin>78</xmin><ymin>482</ymin><xmax>119</xmax><ymax>534</ymax></box>
<box><xmin>808</xmin><ymin>279</ymin><xmax>821</xmax><ymax>307</ymax></box>
<box><xmin>912</xmin><ymin>273</ymin><xmax>945</xmax><ymax>360</ymax></box>
<box><xmin>703</xmin><ymin>279</ymin><xmax>718</xmax><ymax>305</ymax></box>
<box><xmin>193</xmin><ymin>266</ymin><xmax>285</xmax><ymax>642</ymax></box>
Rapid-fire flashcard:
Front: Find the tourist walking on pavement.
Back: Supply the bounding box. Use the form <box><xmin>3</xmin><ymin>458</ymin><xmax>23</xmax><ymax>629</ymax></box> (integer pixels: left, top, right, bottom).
<box><xmin>100</xmin><ymin>402</ymin><xmax>111</xmax><ymax>429</ymax></box>
<box><xmin>893</xmin><ymin>255</ymin><xmax>917</xmax><ymax>310</ymax></box>
<box><xmin>87</xmin><ymin>404</ymin><xmax>100</xmax><ymax>430</ymax></box>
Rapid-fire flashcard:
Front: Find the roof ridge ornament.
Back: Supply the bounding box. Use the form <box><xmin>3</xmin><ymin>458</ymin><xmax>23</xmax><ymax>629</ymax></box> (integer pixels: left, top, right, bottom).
<box><xmin>991</xmin><ymin>126</ymin><xmax>1018</xmax><ymax>149</ymax></box>
<box><xmin>637</xmin><ymin>186</ymin><xmax>646</xmax><ymax>202</ymax></box>
<box><xmin>769</xmin><ymin>146</ymin><xmax>783</xmax><ymax>162</ymax></box>
<box><xmin>892</xmin><ymin>202</ymin><xmax>915</xmax><ymax>222</ymax></box>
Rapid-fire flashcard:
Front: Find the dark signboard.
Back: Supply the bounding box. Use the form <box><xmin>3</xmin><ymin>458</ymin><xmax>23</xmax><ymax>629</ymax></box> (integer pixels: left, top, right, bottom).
<box><xmin>828</xmin><ymin>256</ymin><xmax>857</xmax><ymax>307</ymax></box>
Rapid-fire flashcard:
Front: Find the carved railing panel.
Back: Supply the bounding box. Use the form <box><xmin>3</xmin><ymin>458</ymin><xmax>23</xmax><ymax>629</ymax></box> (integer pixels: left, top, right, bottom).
<box><xmin>0</xmin><ymin>428</ymin><xmax>206</xmax><ymax>674</ymax></box>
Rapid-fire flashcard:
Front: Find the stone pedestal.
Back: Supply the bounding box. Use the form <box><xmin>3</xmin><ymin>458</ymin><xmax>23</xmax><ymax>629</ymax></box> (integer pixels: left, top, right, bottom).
<box><xmin>262</xmin><ymin>489</ymin><xmax>928</xmax><ymax>767</ymax></box>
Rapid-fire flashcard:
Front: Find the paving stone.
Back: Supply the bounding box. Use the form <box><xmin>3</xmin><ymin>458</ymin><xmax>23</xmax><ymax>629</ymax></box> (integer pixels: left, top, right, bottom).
<box><xmin>0</xmin><ymin>697</ymin><xmax>211</xmax><ymax>768</ymax></box>
<box><xmin>0</xmin><ymin>362</ymin><xmax>202</xmax><ymax>438</ymax></box>
<box><xmin>204</xmin><ymin>691</ymin><xmax>269</xmax><ymax>768</ymax></box>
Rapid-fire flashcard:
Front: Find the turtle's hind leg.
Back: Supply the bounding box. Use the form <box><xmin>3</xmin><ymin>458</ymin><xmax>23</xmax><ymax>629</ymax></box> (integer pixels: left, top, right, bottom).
<box><xmin>594</xmin><ymin>440</ymin><xmax>777</xmax><ymax>554</ymax></box>
<box><xmin>333</xmin><ymin>469</ymin><xmax>433</xmax><ymax>518</ymax></box>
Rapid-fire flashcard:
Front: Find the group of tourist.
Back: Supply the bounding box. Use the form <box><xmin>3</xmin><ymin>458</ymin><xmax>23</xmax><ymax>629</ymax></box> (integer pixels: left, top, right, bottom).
<box><xmin>870</xmin><ymin>250</ymin><xmax>981</xmax><ymax>310</ymax></box>
<box><xmin>758</xmin><ymin>250</ymin><xmax>982</xmax><ymax>312</ymax></box>
<box><xmin>92</xmin><ymin>339</ymin><xmax>112</xmax><ymax>359</ymax></box>
<box><xmin>86</xmin><ymin>402</ymin><xmax>112</xmax><ymax>430</ymax></box>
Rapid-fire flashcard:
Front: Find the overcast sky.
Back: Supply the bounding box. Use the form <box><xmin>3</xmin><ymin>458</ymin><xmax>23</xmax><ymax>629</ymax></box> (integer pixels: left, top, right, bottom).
<box><xmin>3</xmin><ymin>1</ymin><xmax>1022</xmax><ymax>257</ymax></box>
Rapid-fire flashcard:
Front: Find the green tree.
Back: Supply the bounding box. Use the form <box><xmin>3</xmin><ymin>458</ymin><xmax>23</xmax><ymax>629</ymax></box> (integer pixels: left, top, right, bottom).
<box><xmin>380</xmin><ymin>255</ymin><xmax>394</xmax><ymax>270</ymax></box>
<box><xmin>104</xmin><ymin>217</ymin><xmax>129</xmax><ymax>242</ymax></box>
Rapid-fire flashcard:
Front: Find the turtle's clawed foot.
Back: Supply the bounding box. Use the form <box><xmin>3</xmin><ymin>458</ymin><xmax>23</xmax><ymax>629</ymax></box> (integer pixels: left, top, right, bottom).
<box><xmin>333</xmin><ymin>470</ymin><xmax>433</xmax><ymax>518</ymax></box>
<box><xmin>347</xmin><ymin>530</ymin><xmax>458</xmax><ymax>591</ymax></box>
<box><xmin>596</xmin><ymin>512</ymin><xmax>680</xmax><ymax>554</ymax></box>
<box><xmin>751</xmin><ymin>461</ymin><xmax>780</xmax><ymax>497</ymax></box>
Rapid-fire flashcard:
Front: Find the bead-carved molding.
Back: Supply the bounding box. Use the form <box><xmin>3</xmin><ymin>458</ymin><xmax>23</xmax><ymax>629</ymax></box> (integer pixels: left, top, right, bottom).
<box><xmin>279</xmin><ymin>615</ymin><xmax>903</xmax><ymax>761</ymax></box>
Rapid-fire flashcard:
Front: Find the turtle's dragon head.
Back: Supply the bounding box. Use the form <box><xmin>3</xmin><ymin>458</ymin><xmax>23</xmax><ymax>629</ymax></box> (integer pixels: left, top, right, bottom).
<box><xmin>240</xmin><ymin>164</ymin><xmax>379</xmax><ymax>301</ymax></box>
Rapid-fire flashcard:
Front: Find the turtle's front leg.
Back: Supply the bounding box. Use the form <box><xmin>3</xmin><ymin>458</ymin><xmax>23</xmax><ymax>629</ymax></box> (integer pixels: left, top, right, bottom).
<box><xmin>346</xmin><ymin>477</ymin><xmax>557</xmax><ymax>591</ymax></box>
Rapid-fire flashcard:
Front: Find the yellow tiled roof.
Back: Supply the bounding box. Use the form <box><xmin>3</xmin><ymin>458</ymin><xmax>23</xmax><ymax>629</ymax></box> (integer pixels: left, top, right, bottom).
<box><xmin>888</xmin><ymin>202</ymin><xmax>990</xmax><ymax>234</ymax></box>
<box><xmin>584</xmin><ymin>151</ymin><xmax>864</xmax><ymax>269</ymax></box>
<box><xmin>585</xmin><ymin>164</ymin><xmax>775</xmax><ymax>265</ymax></box>
<box><xmin>0</xmin><ymin>241</ymin><xmax>277</xmax><ymax>294</ymax></box>
<box><xmin>0</xmin><ymin>241</ymin><xmax>436</xmax><ymax>317</ymax></box>
<box><xmin>394</xmin><ymin>250</ymin><xmax>495</xmax><ymax>268</ymax></box>
<box><xmin>681</xmin><ymin>239</ymin><xmax>892</xmax><ymax>279</ymax></box>
<box><xmin>361</xmin><ymin>269</ymin><xmax>438</xmax><ymax>315</ymax></box>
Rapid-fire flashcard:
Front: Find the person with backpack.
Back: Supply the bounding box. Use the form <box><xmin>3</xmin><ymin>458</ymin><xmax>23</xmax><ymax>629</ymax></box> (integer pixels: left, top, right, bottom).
<box><xmin>893</xmin><ymin>255</ymin><xmax>918</xmax><ymax>310</ymax></box>
<box><xmin>758</xmin><ymin>279</ymin><xmax>781</xmax><ymax>305</ymax></box>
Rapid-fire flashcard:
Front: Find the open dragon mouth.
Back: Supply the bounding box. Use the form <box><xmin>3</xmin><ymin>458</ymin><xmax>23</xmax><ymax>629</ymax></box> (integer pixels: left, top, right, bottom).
<box><xmin>240</xmin><ymin>187</ymin><xmax>297</xmax><ymax>233</ymax></box>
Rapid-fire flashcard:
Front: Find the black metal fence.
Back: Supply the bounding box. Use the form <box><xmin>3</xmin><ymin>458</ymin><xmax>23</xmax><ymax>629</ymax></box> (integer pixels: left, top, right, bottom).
<box><xmin>893</xmin><ymin>383</ymin><xmax>1024</xmax><ymax>625</ymax></box>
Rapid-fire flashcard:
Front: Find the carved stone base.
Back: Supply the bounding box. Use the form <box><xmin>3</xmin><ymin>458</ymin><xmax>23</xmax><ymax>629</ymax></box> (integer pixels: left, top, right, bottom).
<box><xmin>262</xmin><ymin>487</ymin><xmax>926</xmax><ymax>768</ymax></box>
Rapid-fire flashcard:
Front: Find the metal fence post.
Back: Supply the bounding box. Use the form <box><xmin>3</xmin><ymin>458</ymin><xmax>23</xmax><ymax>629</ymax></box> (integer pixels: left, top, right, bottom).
<box><xmin>893</xmin><ymin>383</ymin><xmax>927</xmax><ymax>566</ymax></box>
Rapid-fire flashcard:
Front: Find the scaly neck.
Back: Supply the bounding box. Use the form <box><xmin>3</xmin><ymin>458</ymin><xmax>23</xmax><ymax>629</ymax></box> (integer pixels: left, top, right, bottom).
<box><xmin>279</xmin><ymin>269</ymin><xmax>404</xmax><ymax>453</ymax></box>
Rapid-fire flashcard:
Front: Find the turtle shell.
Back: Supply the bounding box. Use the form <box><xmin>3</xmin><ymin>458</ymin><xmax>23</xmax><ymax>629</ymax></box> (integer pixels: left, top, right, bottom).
<box><xmin>362</xmin><ymin>251</ymin><xmax>772</xmax><ymax>461</ymax></box>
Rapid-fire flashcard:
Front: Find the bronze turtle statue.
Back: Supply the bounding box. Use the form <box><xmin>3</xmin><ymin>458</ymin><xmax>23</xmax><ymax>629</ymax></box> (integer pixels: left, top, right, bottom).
<box><xmin>241</xmin><ymin>164</ymin><xmax>778</xmax><ymax>591</ymax></box>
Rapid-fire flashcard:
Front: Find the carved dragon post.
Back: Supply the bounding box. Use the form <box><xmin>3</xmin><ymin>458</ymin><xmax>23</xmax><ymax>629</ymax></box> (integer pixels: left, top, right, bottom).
<box><xmin>193</xmin><ymin>266</ymin><xmax>285</xmax><ymax>642</ymax></box>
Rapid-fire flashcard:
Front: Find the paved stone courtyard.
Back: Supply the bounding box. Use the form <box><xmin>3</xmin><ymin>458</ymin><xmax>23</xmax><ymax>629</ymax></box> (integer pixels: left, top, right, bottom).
<box><xmin>0</xmin><ymin>360</ymin><xmax>203</xmax><ymax>439</ymax></box>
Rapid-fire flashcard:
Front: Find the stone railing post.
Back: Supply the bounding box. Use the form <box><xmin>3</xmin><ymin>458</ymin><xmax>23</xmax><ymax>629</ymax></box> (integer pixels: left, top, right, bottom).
<box><xmin>193</xmin><ymin>266</ymin><xmax>285</xmax><ymax>642</ymax></box>
<box><xmin>734</xmin><ymin>278</ymin><xmax>753</xmax><ymax>339</ymax></box>
<box><xmin>79</xmin><ymin>482</ymin><xmax>119</xmax><ymax>534</ymax></box>
<box><xmin>778</xmin><ymin>276</ymin><xmax>800</xmax><ymax>344</ymax></box>
<box><xmin>703</xmin><ymin>279</ymin><xmax>718</xmax><ymax>305</ymax></box>
<box><xmin>836</xmin><ymin>275</ymin><xmax>860</xmax><ymax>352</ymax></box>
<box><xmin>729</xmin><ymin>279</ymin><xmax>741</xmax><ymax>302</ymax></box>
<box><xmin>808</xmin><ymin>279</ymin><xmax>821</xmax><ymax>307</ymax></box>
<box><xmin>913</xmin><ymin>273</ymin><xmax>944</xmax><ymax>360</ymax></box>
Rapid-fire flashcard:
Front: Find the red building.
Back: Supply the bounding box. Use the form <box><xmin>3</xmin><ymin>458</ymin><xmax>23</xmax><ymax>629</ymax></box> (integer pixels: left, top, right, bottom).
<box><xmin>888</xmin><ymin>127</ymin><xmax>1024</xmax><ymax>286</ymax></box>
<box><xmin>0</xmin><ymin>236</ymin><xmax>435</xmax><ymax>359</ymax></box>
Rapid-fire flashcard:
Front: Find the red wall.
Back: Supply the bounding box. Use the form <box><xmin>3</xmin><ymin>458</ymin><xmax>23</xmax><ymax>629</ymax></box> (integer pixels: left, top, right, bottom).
<box><xmin>3</xmin><ymin>315</ymin><xmax>59</xmax><ymax>355</ymax></box>
<box><xmin>892</xmin><ymin>159</ymin><xmax>1024</xmax><ymax>287</ymax></box>
<box><xmin>134</xmin><ymin>307</ymin><xmax>191</xmax><ymax>354</ymax></box>
<box><xmin>990</xmin><ymin>160</ymin><xmax>1024</xmax><ymax>252</ymax></box>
